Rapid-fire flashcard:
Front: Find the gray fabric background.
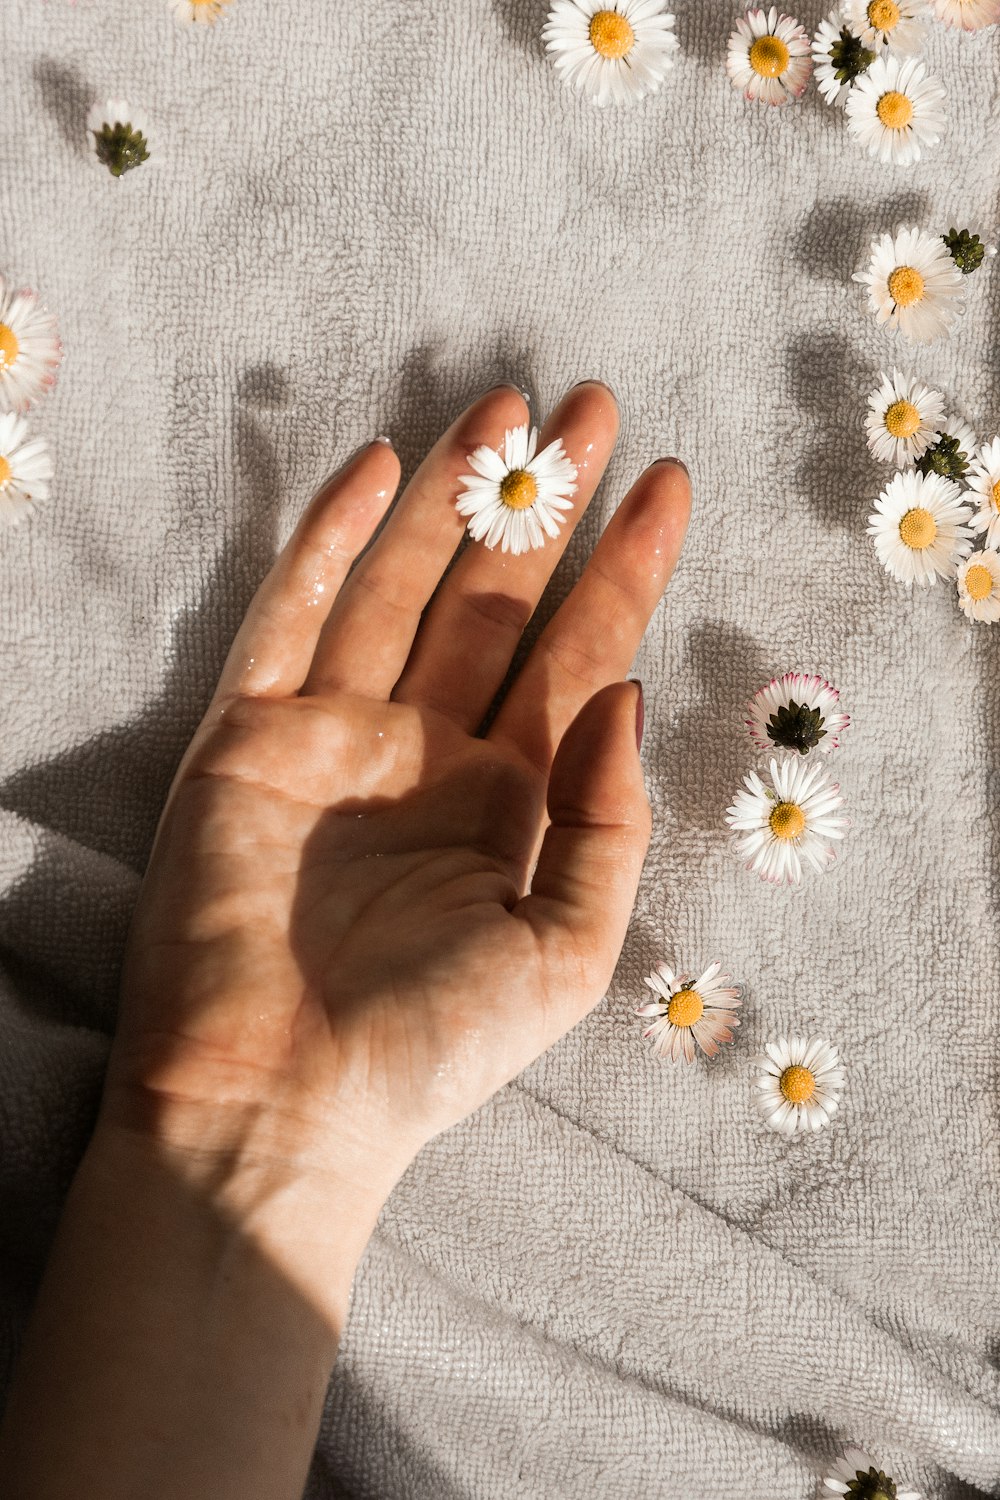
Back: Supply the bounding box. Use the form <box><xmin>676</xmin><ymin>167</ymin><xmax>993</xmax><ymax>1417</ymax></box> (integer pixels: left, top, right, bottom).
<box><xmin>2</xmin><ymin>0</ymin><xmax>1000</xmax><ymax>1495</ymax></box>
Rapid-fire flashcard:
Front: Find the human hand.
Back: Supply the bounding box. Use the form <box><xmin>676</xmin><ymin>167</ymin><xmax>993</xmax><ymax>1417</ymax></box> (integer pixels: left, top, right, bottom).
<box><xmin>103</xmin><ymin>382</ymin><xmax>690</xmax><ymax>1196</ymax></box>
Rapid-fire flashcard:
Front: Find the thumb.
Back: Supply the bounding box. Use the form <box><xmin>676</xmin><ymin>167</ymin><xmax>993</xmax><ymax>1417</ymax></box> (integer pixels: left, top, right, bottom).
<box><xmin>517</xmin><ymin>679</ymin><xmax>651</xmax><ymax>997</ymax></box>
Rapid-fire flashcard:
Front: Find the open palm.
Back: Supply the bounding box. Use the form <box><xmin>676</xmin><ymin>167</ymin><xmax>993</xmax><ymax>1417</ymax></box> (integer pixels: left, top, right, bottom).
<box><xmin>106</xmin><ymin>383</ymin><xmax>690</xmax><ymax>1179</ymax></box>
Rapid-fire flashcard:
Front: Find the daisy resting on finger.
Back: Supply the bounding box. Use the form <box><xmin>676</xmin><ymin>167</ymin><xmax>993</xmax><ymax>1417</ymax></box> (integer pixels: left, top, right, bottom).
<box><xmin>634</xmin><ymin>961</ymin><xmax>742</xmax><ymax>1061</ymax></box>
<box><xmin>455</xmin><ymin>423</ymin><xmax>578</xmax><ymax>555</ymax></box>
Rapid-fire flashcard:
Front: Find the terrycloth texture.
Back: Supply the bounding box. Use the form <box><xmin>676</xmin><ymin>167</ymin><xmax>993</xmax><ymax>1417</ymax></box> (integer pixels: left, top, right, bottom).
<box><xmin>2</xmin><ymin>1</ymin><xmax>1000</xmax><ymax>1495</ymax></box>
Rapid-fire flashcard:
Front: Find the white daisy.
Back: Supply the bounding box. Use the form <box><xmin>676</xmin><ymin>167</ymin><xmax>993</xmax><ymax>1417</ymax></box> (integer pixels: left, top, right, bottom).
<box><xmin>87</xmin><ymin>99</ymin><xmax>150</xmax><ymax>177</ymax></box>
<box><xmin>854</xmin><ymin>226</ymin><xmax>964</xmax><ymax>343</ymax></box>
<box><xmin>864</xmin><ymin>369</ymin><xmax>945</xmax><ymax>467</ymax></box>
<box><xmin>844</xmin><ymin>54</ymin><xmax>946</xmax><ymax>165</ymax></box>
<box><xmin>0</xmin><ymin>277</ymin><xmax>62</xmax><ymax>416</ymax></box>
<box><xmin>725</xmin><ymin>756</ymin><xmax>849</xmax><ymax>886</ymax></box>
<box><xmin>726</xmin><ymin>7</ymin><xmax>813</xmax><ymax>106</ymax></box>
<box><xmin>753</xmin><ymin>1036</ymin><xmax>846</xmax><ymax>1135</ymax></box>
<box><xmin>811</xmin><ymin>11</ymin><xmax>876</xmax><ymax>105</ymax></box>
<box><xmin>967</xmin><ymin>436</ymin><xmax>1000</xmax><ymax>548</ymax></box>
<box><xmin>914</xmin><ymin>413</ymin><xmax>977</xmax><ymax>481</ymax></box>
<box><xmin>0</xmin><ymin>411</ymin><xmax>53</xmax><ymax>531</ymax></box>
<box><xmin>867</xmin><ymin>469</ymin><xmax>973</xmax><ymax>586</ymax></box>
<box><xmin>843</xmin><ymin>0</ymin><xmax>932</xmax><ymax>56</ymax></box>
<box><xmin>745</xmin><ymin>672</ymin><xmax>850</xmax><ymax>757</ymax></box>
<box><xmin>930</xmin><ymin>0</ymin><xmax>1000</xmax><ymax>27</ymax></box>
<box><xmin>169</xmin><ymin>0</ymin><xmax>235</xmax><ymax>21</ymax></box>
<box><xmin>542</xmin><ymin>0</ymin><xmax>679</xmax><ymax>108</ymax></box>
<box><xmin>455</xmin><ymin>424</ymin><xmax>578</xmax><ymax>556</ymax></box>
<box><xmin>634</xmin><ymin>960</ymin><xmax>742</xmax><ymax>1062</ymax></box>
<box><xmin>956</xmin><ymin>551</ymin><xmax>1000</xmax><ymax>622</ymax></box>
<box><xmin>823</xmin><ymin>1447</ymin><xmax>922</xmax><ymax>1499</ymax></box>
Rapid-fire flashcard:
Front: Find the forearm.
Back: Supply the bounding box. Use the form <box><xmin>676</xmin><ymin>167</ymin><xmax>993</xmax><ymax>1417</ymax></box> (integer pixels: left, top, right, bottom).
<box><xmin>0</xmin><ymin>1116</ymin><xmax>392</xmax><ymax>1500</ymax></box>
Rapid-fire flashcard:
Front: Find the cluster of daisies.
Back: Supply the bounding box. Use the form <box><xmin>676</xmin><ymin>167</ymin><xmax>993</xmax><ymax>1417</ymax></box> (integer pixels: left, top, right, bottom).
<box><xmin>0</xmin><ymin>278</ymin><xmax>62</xmax><ymax>531</ymax></box>
<box><xmin>637</xmin><ymin>674</ymin><xmax>853</xmax><ymax>1135</ymax></box>
<box><xmin>857</xmin><ymin>226</ymin><xmax>1000</xmax><ymax>618</ymax></box>
<box><xmin>728</xmin><ymin>0</ymin><xmax>997</xmax><ymax>163</ymax></box>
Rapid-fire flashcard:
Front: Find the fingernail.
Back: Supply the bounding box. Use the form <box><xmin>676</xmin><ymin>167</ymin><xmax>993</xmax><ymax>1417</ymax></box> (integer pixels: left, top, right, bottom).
<box><xmin>372</xmin><ymin>435</ymin><xmax>394</xmax><ymax>447</ymax></box>
<box><xmin>631</xmin><ymin>678</ymin><xmax>644</xmax><ymax>751</ymax></box>
<box><xmin>481</xmin><ymin>381</ymin><xmax>531</xmax><ymax>404</ymax></box>
<box><xmin>573</xmin><ymin>377</ymin><xmax>617</xmax><ymax>400</ymax></box>
<box><xmin>658</xmin><ymin>456</ymin><xmax>689</xmax><ymax>477</ymax></box>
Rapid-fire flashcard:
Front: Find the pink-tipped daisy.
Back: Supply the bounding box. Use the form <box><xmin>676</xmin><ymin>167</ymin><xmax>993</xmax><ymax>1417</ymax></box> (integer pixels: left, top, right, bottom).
<box><xmin>635</xmin><ymin>960</ymin><xmax>742</xmax><ymax>1062</ymax></box>
<box><xmin>0</xmin><ymin>276</ymin><xmax>62</xmax><ymax>415</ymax></box>
<box><xmin>753</xmin><ymin>1036</ymin><xmax>846</xmax><ymax>1135</ymax></box>
<box><xmin>823</xmin><ymin>1447</ymin><xmax>922</xmax><ymax>1498</ymax></box>
<box><xmin>843</xmin><ymin>0</ymin><xmax>932</xmax><ymax>57</ymax></box>
<box><xmin>0</xmin><ymin>411</ymin><xmax>54</xmax><ymax>530</ymax></box>
<box><xmin>745</xmin><ymin>672</ymin><xmax>850</xmax><ymax>756</ymax></box>
<box><xmin>726</xmin><ymin>7</ymin><xmax>812</xmax><ymax>105</ymax></box>
<box><xmin>725</xmin><ymin>756</ymin><xmax>849</xmax><ymax>885</ymax></box>
<box><xmin>169</xmin><ymin>0</ymin><xmax>235</xmax><ymax>21</ymax></box>
<box><xmin>966</xmin><ymin>436</ymin><xmax>1000</xmax><ymax>548</ymax></box>
<box><xmin>930</xmin><ymin>0</ymin><xmax>1000</xmax><ymax>26</ymax></box>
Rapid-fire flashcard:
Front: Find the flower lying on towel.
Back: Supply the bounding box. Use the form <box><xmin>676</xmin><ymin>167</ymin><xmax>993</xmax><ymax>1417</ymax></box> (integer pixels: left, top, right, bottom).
<box><xmin>867</xmin><ymin>469</ymin><xmax>973</xmax><ymax>585</ymax></box>
<box><xmin>914</xmin><ymin>415</ymin><xmax>977</xmax><ymax>481</ymax></box>
<box><xmin>726</xmin><ymin>7</ymin><xmax>812</xmax><ymax>106</ymax></box>
<box><xmin>169</xmin><ymin>0</ymin><xmax>235</xmax><ymax>21</ymax></box>
<box><xmin>0</xmin><ymin>277</ymin><xmax>62</xmax><ymax>415</ymax></box>
<box><xmin>811</xmin><ymin>12</ymin><xmax>876</xmax><ymax>105</ymax></box>
<box><xmin>745</xmin><ymin>672</ymin><xmax>850</xmax><ymax>757</ymax></box>
<box><xmin>843</xmin><ymin>0</ymin><xmax>931</xmax><ymax>57</ymax></box>
<box><xmin>854</xmin><ymin>226</ymin><xmax>964</xmax><ymax>343</ymax></box>
<box><xmin>967</xmin><ymin>436</ymin><xmax>1000</xmax><ymax>547</ymax></box>
<box><xmin>956</xmin><ymin>552</ymin><xmax>1000</xmax><ymax>622</ymax></box>
<box><xmin>87</xmin><ymin>100</ymin><xmax>150</xmax><ymax>178</ymax></box>
<box><xmin>930</xmin><ymin>0</ymin><xmax>1000</xmax><ymax>27</ymax></box>
<box><xmin>0</xmin><ymin>412</ymin><xmax>53</xmax><ymax>530</ymax></box>
<box><xmin>634</xmin><ymin>960</ymin><xmax>742</xmax><ymax>1062</ymax></box>
<box><xmin>725</xmin><ymin>757</ymin><xmax>848</xmax><ymax>885</ymax></box>
<box><xmin>942</xmin><ymin>227</ymin><xmax>997</xmax><ymax>275</ymax></box>
<box><xmin>864</xmin><ymin>369</ymin><xmax>945</xmax><ymax>466</ymax></box>
<box><xmin>542</xmin><ymin>0</ymin><xmax>679</xmax><ymax>108</ymax></box>
<box><xmin>844</xmin><ymin>55</ymin><xmax>946</xmax><ymax>166</ymax></box>
<box><xmin>823</xmin><ymin>1447</ymin><xmax>922</xmax><ymax>1499</ymax></box>
<box><xmin>455</xmin><ymin>423</ymin><xmax>578</xmax><ymax>555</ymax></box>
<box><xmin>753</xmin><ymin>1036</ymin><xmax>846</xmax><ymax>1135</ymax></box>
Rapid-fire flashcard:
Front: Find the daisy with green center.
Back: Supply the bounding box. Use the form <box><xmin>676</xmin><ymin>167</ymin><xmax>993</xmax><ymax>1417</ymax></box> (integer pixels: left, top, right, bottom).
<box><xmin>753</xmin><ymin>1036</ymin><xmax>846</xmax><ymax>1135</ymax></box>
<box><xmin>542</xmin><ymin>0</ymin><xmax>679</xmax><ymax>108</ymax></box>
<box><xmin>914</xmin><ymin>414</ymin><xmax>977</xmax><ymax>482</ymax></box>
<box><xmin>943</xmin><ymin>227</ymin><xmax>998</xmax><ymax>275</ymax></box>
<box><xmin>843</xmin><ymin>0</ymin><xmax>931</xmax><ymax>57</ymax></box>
<box><xmin>169</xmin><ymin>0</ymin><xmax>235</xmax><ymax>21</ymax></box>
<box><xmin>811</xmin><ymin>12</ymin><xmax>876</xmax><ymax>105</ymax></box>
<box><xmin>867</xmin><ymin>469</ymin><xmax>973</xmax><ymax>586</ymax></box>
<box><xmin>87</xmin><ymin>100</ymin><xmax>150</xmax><ymax>178</ymax></box>
<box><xmin>864</xmin><ymin>369</ymin><xmax>944</xmax><ymax>466</ymax></box>
<box><xmin>854</xmin><ymin>226</ymin><xmax>964</xmax><ymax>343</ymax></box>
<box><xmin>0</xmin><ymin>276</ymin><xmax>62</xmax><ymax>415</ymax></box>
<box><xmin>844</xmin><ymin>55</ymin><xmax>946</xmax><ymax>165</ymax></box>
<box><xmin>726</xmin><ymin>7</ymin><xmax>813</xmax><ymax>106</ymax></box>
<box><xmin>930</xmin><ymin>0</ymin><xmax>1000</xmax><ymax>27</ymax></box>
<box><xmin>456</xmin><ymin>423</ymin><xmax>578</xmax><ymax>555</ymax></box>
<box><xmin>745</xmin><ymin>672</ymin><xmax>850</xmax><ymax>757</ymax></box>
<box><xmin>725</xmin><ymin>756</ymin><xmax>848</xmax><ymax>885</ymax></box>
<box><xmin>634</xmin><ymin>960</ymin><xmax>742</xmax><ymax>1062</ymax></box>
<box><xmin>0</xmin><ymin>412</ymin><xmax>54</xmax><ymax>531</ymax></box>
<box><xmin>823</xmin><ymin>1446</ymin><xmax>922</xmax><ymax>1499</ymax></box>
<box><xmin>966</xmin><ymin>436</ymin><xmax>1000</xmax><ymax>548</ymax></box>
<box><xmin>956</xmin><ymin>551</ymin><xmax>1000</xmax><ymax>622</ymax></box>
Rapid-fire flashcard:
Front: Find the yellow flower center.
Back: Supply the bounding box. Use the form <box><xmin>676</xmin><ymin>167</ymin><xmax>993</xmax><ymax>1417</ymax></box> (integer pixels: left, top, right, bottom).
<box><xmin>887</xmin><ymin>265</ymin><xmax>925</xmax><ymax>307</ymax></box>
<box><xmin>666</xmin><ymin>988</ymin><xmax>704</xmax><ymax>1028</ymax></box>
<box><xmin>748</xmin><ymin>34</ymin><xmax>790</xmax><ymax>77</ymax></box>
<box><xmin>0</xmin><ymin>455</ymin><xmax>10</xmax><ymax>488</ymax></box>
<box><xmin>768</xmin><ymin>801</ymin><xmax>805</xmax><ymax>841</ymax></box>
<box><xmin>876</xmin><ymin>90</ymin><xmax>914</xmax><ymax>129</ymax></box>
<box><xmin>964</xmin><ymin>563</ymin><xmax>994</xmax><ymax>601</ymax></box>
<box><xmin>589</xmin><ymin>9</ymin><xmax>635</xmax><ymax>58</ymax></box>
<box><xmin>868</xmin><ymin>0</ymin><xmax>901</xmax><ymax>29</ymax></box>
<box><xmin>883</xmin><ymin>399</ymin><xmax>921</xmax><ymax>439</ymax></box>
<box><xmin>898</xmin><ymin>506</ymin><xmax>936</xmax><ymax>550</ymax></box>
<box><xmin>780</xmin><ymin>1065</ymin><xmax>816</xmax><ymax>1104</ymax></box>
<box><xmin>991</xmin><ymin>478</ymin><xmax>1000</xmax><ymax>510</ymax></box>
<box><xmin>499</xmin><ymin>469</ymin><xmax>538</xmax><ymax>511</ymax></box>
<box><xmin>0</xmin><ymin>324</ymin><xmax>20</xmax><ymax>368</ymax></box>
